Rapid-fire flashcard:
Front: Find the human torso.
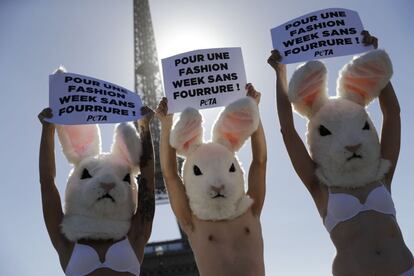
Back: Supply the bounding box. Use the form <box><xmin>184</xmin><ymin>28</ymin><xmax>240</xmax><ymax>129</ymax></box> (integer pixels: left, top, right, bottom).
<box><xmin>63</xmin><ymin>236</ymin><xmax>141</xmax><ymax>276</ymax></box>
<box><xmin>313</xmin><ymin>181</ymin><xmax>413</xmax><ymax>276</ymax></box>
<box><xmin>185</xmin><ymin>209</ymin><xmax>264</xmax><ymax>276</ymax></box>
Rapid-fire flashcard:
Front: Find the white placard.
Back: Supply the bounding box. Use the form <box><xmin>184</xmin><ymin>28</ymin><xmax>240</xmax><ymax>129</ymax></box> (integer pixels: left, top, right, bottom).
<box><xmin>271</xmin><ymin>8</ymin><xmax>373</xmax><ymax>64</ymax></box>
<box><xmin>161</xmin><ymin>47</ymin><xmax>247</xmax><ymax>113</ymax></box>
<box><xmin>47</xmin><ymin>72</ymin><xmax>142</xmax><ymax>125</ymax></box>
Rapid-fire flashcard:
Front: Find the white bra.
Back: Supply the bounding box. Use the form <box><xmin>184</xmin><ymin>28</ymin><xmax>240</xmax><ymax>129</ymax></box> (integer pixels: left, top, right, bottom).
<box><xmin>324</xmin><ymin>184</ymin><xmax>396</xmax><ymax>233</ymax></box>
<box><xmin>65</xmin><ymin>237</ymin><xmax>140</xmax><ymax>276</ymax></box>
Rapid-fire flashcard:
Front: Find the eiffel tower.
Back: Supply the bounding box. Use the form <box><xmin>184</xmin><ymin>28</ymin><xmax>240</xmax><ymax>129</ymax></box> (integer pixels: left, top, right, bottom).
<box><xmin>133</xmin><ymin>0</ymin><xmax>198</xmax><ymax>275</ymax></box>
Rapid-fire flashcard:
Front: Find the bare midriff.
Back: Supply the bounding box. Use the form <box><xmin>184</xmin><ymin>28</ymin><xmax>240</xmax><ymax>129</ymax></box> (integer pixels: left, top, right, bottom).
<box><xmin>330</xmin><ymin>211</ymin><xmax>413</xmax><ymax>276</ymax></box>
<box><xmin>187</xmin><ymin>209</ymin><xmax>265</xmax><ymax>276</ymax></box>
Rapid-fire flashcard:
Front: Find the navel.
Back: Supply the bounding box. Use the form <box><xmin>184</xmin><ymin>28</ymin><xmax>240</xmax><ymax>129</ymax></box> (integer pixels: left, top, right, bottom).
<box><xmin>208</xmin><ymin>234</ymin><xmax>214</xmax><ymax>242</ymax></box>
<box><xmin>244</xmin><ymin>227</ymin><xmax>250</xmax><ymax>235</ymax></box>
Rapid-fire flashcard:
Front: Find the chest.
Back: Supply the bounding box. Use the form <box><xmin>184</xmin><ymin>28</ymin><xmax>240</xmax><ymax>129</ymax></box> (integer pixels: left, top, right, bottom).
<box><xmin>64</xmin><ymin>238</ymin><xmax>140</xmax><ymax>276</ymax></box>
<box><xmin>188</xmin><ymin>211</ymin><xmax>262</xmax><ymax>247</ymax></box>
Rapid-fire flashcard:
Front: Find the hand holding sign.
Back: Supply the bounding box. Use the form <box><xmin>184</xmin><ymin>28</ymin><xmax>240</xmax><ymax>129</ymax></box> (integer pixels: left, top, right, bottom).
<box><xmin>48</xmin><ymin>70</ymin><xmax>143</xmax><ymax>125</ymax></box>
<box><xmin>38</xmin><ymin>107</ymin><xmax>54</xmax><ymax>127</ymax></box>
<box><xmin>271</xmin><ymin>8</ymin><xmax>373</xmax><ymax>64</ymax></box>
<box><xmin>267</xmin><ymin>50</ymin><xmax>286</xmax><ymax>74</ymax></box>
<box><xmin>361</xmin><ymin>30</ymin><xmax>378</xmax><ymax>49</ymax></box>
<box><xmin>162</xmin><ymin>47</ymin><xmax>247</xmax><ymax>113</ymax></box>
<box><xmin>246</xmin><ymin>83</ymin><xmax>261</xmax><ymax>105</ymax></box>
<box><xmin>155</xmin><ymin>97</ymin><xmax>173</xmax><ymax>127</ymax></box>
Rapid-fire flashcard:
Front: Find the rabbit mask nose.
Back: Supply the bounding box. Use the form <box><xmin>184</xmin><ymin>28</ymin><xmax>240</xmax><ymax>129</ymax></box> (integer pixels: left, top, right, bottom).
<box><xmin>100</xmin><ymin>182</ymin><xmax>115</xmax><ymax>192</ymax></box>
<box><xmin>345</xmin><ymin>144</ymin><xmax>361</xmax><ymax>153</ymax></box>
<box><xmin>210</xmin><ymin>185</ymin><xmax>225</xmax><ymax>194</ymax></box>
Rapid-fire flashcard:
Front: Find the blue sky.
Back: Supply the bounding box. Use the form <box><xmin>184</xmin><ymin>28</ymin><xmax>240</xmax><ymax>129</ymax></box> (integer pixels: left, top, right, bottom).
<box><xmin>0</xmin><ymin>0</ymin><xmax>413</xmax><ymax>275</ymax></box>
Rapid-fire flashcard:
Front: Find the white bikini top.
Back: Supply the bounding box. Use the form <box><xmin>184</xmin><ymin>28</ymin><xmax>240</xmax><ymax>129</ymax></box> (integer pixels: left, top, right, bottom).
<box><xmin>65</xmin><ymin>237</ymin><xmax>140</xmax><ymax>276</ymax></box>
<box><xmin>324</xmin><ymin>184</ymin><xmax>396</xmax><ymax>233</ymax></box>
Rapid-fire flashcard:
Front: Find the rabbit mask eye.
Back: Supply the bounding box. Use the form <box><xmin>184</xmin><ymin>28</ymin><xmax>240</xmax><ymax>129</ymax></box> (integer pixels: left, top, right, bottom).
<box><xmin>363</xmin><ymin>121</ymin><xmax>370</xmax><ymax>130</ymax></box>
<box><xmin>319</xmin><ymin>125</ymin><xmax>332</xmax><ymax>136</ymax></box>
<box><xmin>123</xmin><ymin>173</ymin><xmax>131</xmax><ymax>184</ymax></box>
<box><xmin>229</xmin><ymin>163</ymin><xmax>236</xmax><ymax>173</ymax></box>
<box><xmin>81</xmin><ymin>168</ymin><xmax>92</xmax><ymax>179</ymax></box>
<box><xmin>193</xmin><ymin>165</ymin><xmax>203</xmax><ymax>176</ymax></box>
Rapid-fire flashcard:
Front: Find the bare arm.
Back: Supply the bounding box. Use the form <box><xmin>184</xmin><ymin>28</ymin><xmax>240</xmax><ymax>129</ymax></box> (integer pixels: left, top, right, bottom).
<box><xmin>379</xmin><ymin>82</ymin><xmax>400</xmax><ymax>187</ymax></box>
<box><xmin>156</xmin><ymin>98</ymin><xmax>193</xmax><ymax>231</ymax></box>
<box><xmin>245</xmin><ymin>84</ymin><xmax>267</xmax><ymax>216</ymax></box>
<box><xmin>361</xmin><ymin>31</ymin><xmax>401</xmax><ymax>188</ymax></box>
<box><xmin>38</xmin><ymin>108</ymin><xmax>70</xmax><ymax>252</ymax></box>
<box><xmin>267</xmin><ymin>51</ymin><xmax>319</xmax><ymax>196</ymax></box>
<box><xmin>129</xmin><ymin>107</ymin><xmax>155</xmax><ymax>247</ymax></box>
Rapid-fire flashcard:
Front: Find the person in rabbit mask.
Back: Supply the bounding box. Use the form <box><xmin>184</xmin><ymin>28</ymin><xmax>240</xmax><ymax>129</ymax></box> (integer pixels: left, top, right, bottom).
<box><xmin>156</xmin><ymin>84</ymin><xmax>267</xmax><ymax>276</ymax></box>
<box><xmin>38</xmin><ymin>102</ymin><xmax>155</xmax><ymax>275</ymax></box>
<box><xmin>268</xmin><ymin>31</ymin><xmax>413</xmax><ymax>275</ymax></box>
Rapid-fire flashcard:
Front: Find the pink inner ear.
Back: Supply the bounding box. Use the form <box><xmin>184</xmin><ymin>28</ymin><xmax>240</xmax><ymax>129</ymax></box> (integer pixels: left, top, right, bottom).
<box><xmin>360</xmin><ymin>61</ymin><xmax>386</xmax><ymax>75</ymax></box>
<box><xmin>179</xmin><ymin>118</ymin><xmax>202</xmax><ymax>151</ymax></box>
<box><xmin>183</xmin><ymin>134</ymin><xmax>199</xmax><ymax>151</ymax></box>
<box><xmin>223</xmin><ymin>132</ymin><xmax>239</xmax><ymax>148</ymax></box>
<box><xmin>216</xmin><ymin>110</ymin><xmax>254</xmax><ymax>148</ymax></box>
<box><xmin>343</xmin><ymin>60</ymin><xmax>387</xmax><ymax>102</ymax></box>
<box><xmin>304</xmin><ymin>68</ymin><xmax>324</xmax><ymax>83</ymax></box>
<box><xmin>65</xmin><ymin>125</ymin><xmax>96</xmax><ymax>156</ymax></box>
<box><xmin>298</xmin><ymin>78</ymin><xmax>324</xmax><ymax>107</ymax></box>
<box><xmin>343</xmin><ymin>76</ymin><xmax>377</xmax><ymax>101</ymax></box>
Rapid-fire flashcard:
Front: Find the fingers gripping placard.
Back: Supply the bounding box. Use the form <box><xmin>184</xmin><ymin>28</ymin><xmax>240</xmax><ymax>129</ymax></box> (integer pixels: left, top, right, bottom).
<box><xmin>161</xmin><ymin>47</ymin><xmax>247</xmax><ymax>113</ymax></box>
<box><xmin>271</xmin><ymin>8</ymin><xmax>373</xmax><ymax>64</ymax></box>
<box><xmin>48</xmin><ymin>73</ymin><xmax>142</xmax><ymax>125</ymax></box>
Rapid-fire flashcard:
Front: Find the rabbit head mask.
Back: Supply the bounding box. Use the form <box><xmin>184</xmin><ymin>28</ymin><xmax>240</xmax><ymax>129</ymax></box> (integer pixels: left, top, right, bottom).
<box><xmin>57</xmin><ymin>123</ymin><xmax>142</xmax><ymax>241</ymax></box>
<box><xmin>170</xmin><ymin>97</ymin><xmax>259</xmax><ymax>220</ymax></box>
<box><xmin>288</xmin><ymin>49</ymin><xmax>393</xmax><ymax>188</ymax></box>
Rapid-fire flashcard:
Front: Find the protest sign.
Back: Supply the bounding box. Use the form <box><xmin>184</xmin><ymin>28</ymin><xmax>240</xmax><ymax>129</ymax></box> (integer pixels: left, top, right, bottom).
<box><xmin>161</xmin><ymin>47</ymin><xmax>247</xmax><ymax>113</ymax></box>
<box><xmin>48</xmin><ymin>72</ymin><xmax>142</xmax><ymax>125</ymax></box>
<box><xmin>271</xmin><ymin>8</ymin><xmax>373</xmax><ymax>64</ymax></box>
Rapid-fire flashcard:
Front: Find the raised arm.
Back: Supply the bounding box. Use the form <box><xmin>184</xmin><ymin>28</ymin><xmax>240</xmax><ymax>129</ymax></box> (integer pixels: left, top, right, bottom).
<box><xmin>38</xmin><ymin>108</ymin><xmax>70</xmax><ymax>252</ymax></box>
<box><xmin>156</xmin><ymin>98</ymin><xmax>193</xmax><ymax>231</ymax></box>
<box><xmin>245</xmin><ymin>84</ymin><xmax>267</xmax><ymax>216</ymax></box>
<box><xmin>361</xmin><ymin>31</ymin><xmax>401</xmax><ymax>187</ymax></box>
<box><xmin>267</xmin><ymin>51</ymin><xmax>318</xmax><ymax>195</ymax></box>
<box><xmin>379</xmin><ymin>82</ymin><xmax>400</xmax><ymax>186</ymax></box>
<box><xmin>129</xmin><ymin>107</ymin><xmax>155</xmax><ymax>249</ymax></box>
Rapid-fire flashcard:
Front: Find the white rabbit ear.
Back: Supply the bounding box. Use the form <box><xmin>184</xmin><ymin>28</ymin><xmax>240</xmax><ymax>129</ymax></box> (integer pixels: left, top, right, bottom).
<box><xmin>212</xmin><ymin>97</ymin><xmax>259</xmax><ymax>152</ymax></box>
<box><xmin>170</xmin><ymin>108</ymin><xmax>203</xmax><ymax>157</ymax></box>
<box><xmin>288</xmin><ymin>60</ymin><xmax>328</xmax><ymax>118</ymax></box>
<box><xmin>57</xmin><ymin>124</ymin><xmax>101</xmax><ymax>164</ymax></box>
<box><xmin>337</xmin><ymin>49</ymin><xmax>393</xmax><ymax>106</ymax></box>
<box><xmin>111</xmin><ymin>123</ymin><xmax>142</xmax><ymax>168</ymax></box>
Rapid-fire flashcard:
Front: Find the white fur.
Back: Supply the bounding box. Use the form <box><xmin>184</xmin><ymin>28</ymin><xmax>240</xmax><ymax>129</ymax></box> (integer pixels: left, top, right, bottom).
<box><xmin>170</xmin><ymin>97</ymin><xmax>258</xmax><ymax>220</ymax></box>
<box><xmin>170</xmin><ymin>108</ymin><xmax>203</xmax><ymax>156</ymax></box>
<box><xmin>288</xmin><ymin>60</ymin><xmax>328</xmax><ymax>118</ymax></box>
<box><xmin>337</xmin><ymin>49</ymin><xmax>393</xmax><ymax>106</ymax></box>
<box><xmin>288</xmin><ymin>50</ymin><xmax>393</xmax><ymax>188</ymax></box>
<box><xmin>212</xmin><ymin>97</ymin><xmax>260</xmax><ymax>151</ymax></box>
<box><xmin>58</xmin><ymin>123</ymin><xmax>142</xmax><ymax>241</ymax></box>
